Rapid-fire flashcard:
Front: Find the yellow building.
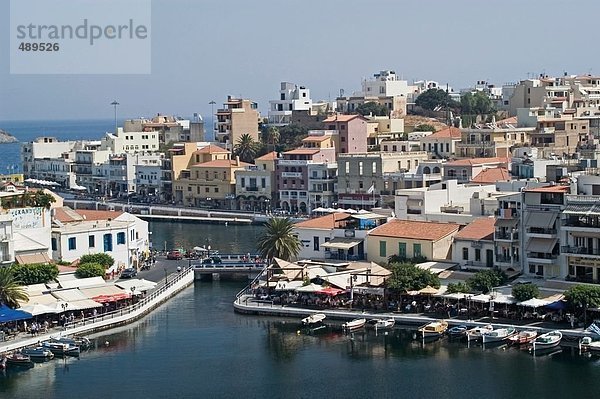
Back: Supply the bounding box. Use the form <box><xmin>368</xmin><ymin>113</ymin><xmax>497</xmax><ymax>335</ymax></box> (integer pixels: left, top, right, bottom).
<box><xmin>366</xmin><ymin>219</ymin><xmax>459</xmax><ymax>264</ymax></box>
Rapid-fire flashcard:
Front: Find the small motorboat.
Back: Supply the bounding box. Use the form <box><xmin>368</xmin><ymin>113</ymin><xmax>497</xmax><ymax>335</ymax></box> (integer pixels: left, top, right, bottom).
<box><xmin>5</xmin><ymin>353</ymin><xmax>33</xmax><ymax>367</ymax></box>
<box><xmin>448</xmin><ymin>325</ymin><xmax>468</xmax><ymax>338</ymax></box>
<box><xmin>42</xmin><ymin>341</ymin><xmax>80</xmax><ymax>356</ymax></box>
<box><xmin>466</xmin><ymin>325</ymin><xmax>494</xmax><ymax>342</ymax></box>
<box><xmin>532</xmin><ymin>330</ymin><xmax>562</xmax><ymax>352</ymax></box>
<box><xmin>301</xmin><ymin>313</ymin><xmax>326</xmax><ymax>326</ymax></box>
<box><xmin>508</xmin><ymin>330</ymin><xmax>538</xmax><ymax>345</ymax></box>
<box><xmin>482</xmin><ymin>327</ymin><xmax>517</xmax><ymax>344</ymax></box>
<box><xmin>373</xmin><ymin>318</ymin><xmax>395</xmax><ymax>330</ymax></box>
<box><xmin>23</xmin><ymin>346</ymin><xmax>55</xmax><ymax>360</ymax></box>
<box><xmin>51</xmin><ymin>335</ymin><xmax>91</xmax><ymax>349</ymax></box>
<box><xmin>418</xmin><ymin>320</ymin><xmax>448</xmax><ymax>339</ymax></box>
<box><xmin>342</xmin><ymin>318</ymin><xmax>366</xmax><ymax>332</ymax></box>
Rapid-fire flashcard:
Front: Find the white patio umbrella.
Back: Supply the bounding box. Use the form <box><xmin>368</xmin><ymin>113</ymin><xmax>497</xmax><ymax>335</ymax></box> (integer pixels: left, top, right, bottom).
<box><xmin>312</xmin><ymin>207</ymin><xmax>326</xmax><ymax>213</ymax></box>
<box><xmin>344</xmin><ymin>208</ymin><xmax>357</xmax><ymax>214</ymax></box>
<box><xmin>295</xmin><ymin>283</ymin><xmax>323</xmax><ymax>293</ymax></box>
<box><xmin>471</xmin><ymin>294</ymin><xmax>492</xmax><ymax>303</ymax></box>
<box><xmin>19</xmin><ymin>303</ymin><xmax>58</xmax><ymax>316</ymax></box>
<box><xmin>517</xmin><ymin>298</ymin><xmax>551</xmax><ymax>308</ymax></box>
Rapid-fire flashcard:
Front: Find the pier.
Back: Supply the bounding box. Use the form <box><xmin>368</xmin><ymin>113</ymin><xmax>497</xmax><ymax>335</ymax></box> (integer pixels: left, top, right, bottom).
<box><xmin>192</xmin><ymin>254</ymin><xmax>267</xmax><ymax>280</ymax></box>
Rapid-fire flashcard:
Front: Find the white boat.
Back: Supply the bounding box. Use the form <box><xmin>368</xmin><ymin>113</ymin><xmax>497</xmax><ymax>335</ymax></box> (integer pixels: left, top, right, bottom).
<box><xmin>22</xmin><ymin>346</ymin><xmax>54</xmax><ymax>359</ymax></box>
<box><xmin>50</xmin><ymin>335</ymin><xmax>91</xmax><ymax>349</ymax></box>
<box><xmin>373</xmin><ymin>318</ymin><xmax>395</xmax><ymax>330</ymax></box>
<box><xmin>301</xmin><ymin>313</ymin><xmax>326</xmax><ymax>326</ymax></box>
<box><xmin>418</xmin><ymin>320</ymin><xmax>448</xmax><ymax>339</ymax></box>
<box><xmin>42</xmin><ymin>341</ymin><xmax>80</xmax><ymax>356</ymax></box>
<box><xmin>466</xmin><ymin>325</ymin><xmax>494</xmax><ymax>342</ymax></box>
<box><xmin>482</xmin><ymin>327</ymin><xmax>517</xmax><ymax>344</ymax></box>
<box><xmin>508</xmin><ymin>330</ymin><xmax>538</xmax><ymax>345</ymax></box>
<box><xmin>343</xmin><ymin>318</ymin><xmax>366</xmax><ymax>331</ymax></box>
<box><xmin>532</xmin><ymin>330</ymin><xmax>562</xmax><ymax>352</ymax></box>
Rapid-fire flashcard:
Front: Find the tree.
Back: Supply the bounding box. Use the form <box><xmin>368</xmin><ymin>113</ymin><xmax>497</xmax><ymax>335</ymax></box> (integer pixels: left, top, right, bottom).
<box><xmin>31</xmin><ymin>190</ymin><xmax>56</xmax><ymax>209</ymax></box>
<box><xmin>413</xmin><ymin>124</ymin><xmax>436</xmax><ymax>132</ymax></box>
<box><xmin>460</xmin><ymin>92</ymin><xmax>495</xmax><ymax>117</ymax></box>
<box><xmin>278</xmin><ymin>124</ymin><xmax>308</xmax><ymax>150</ymax></box>
<box><xmin>355</xmin><ymin>102</ymin><xmax>389</xmax><ymax>116</ymax></box>
<box><xmin>75</xmin><ymin>262</ymin><xmax>106</xmax><ymax>279</ymax></box>
<box><xmin>466</xmin><ymin>269</ymin><xmax>507</xmax><ymax>294</ymax></box>
<box><xmin>512</xmin><ymin>283</ymin><xmax>540</xmax><ymax>302</ymax></box>
<box><xmin>233</xmin><ymin>133</ymin><xmax>258</xmax><ymax>163</ymax></box>
<box><xmin>80</xmin><ymin>253</ymin><xmax>114</xmax><ymax>269</ymax></box>
<box><xmin>565</xmin><ymin>285</ymin><xmax>600</xmax><ymax>326</ymax></box>
<box><xmin>10</xmin><ymin>263</ymin><xmax>59</xmax><ymax>285</ymax></box>
<box><xmin>0</xmin><ymin>267</ymin><xmax>28</xmax><ymax>308</ymax></box>
<box><xmin>257</xmin><ymin>218</ymin><xmax>301</xmax><ymax>261</ymax></box>
<box><xmin>415</xmin><ymin>88</ymin><xmax>457</xmax><ymax>111</ymax></box>
<box><xmin>446</xmin><ymin>282</ymin><xmax>470</xmax><ymax>294</ymax></box>
<box><xmin>386</xmin><ymin>262</ymin><xmax>440</xmax><ymax>293</ymax></box>
<box><xmin>262</xmin><ymin>126</ymin><xmax>280</xmax><ymax>151</ymax></box>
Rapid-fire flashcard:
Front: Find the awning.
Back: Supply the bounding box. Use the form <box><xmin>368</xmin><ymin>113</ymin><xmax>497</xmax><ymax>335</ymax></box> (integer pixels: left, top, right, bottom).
<box><xmin>0</xmin><ymin>305</ymin><xmax>32</xmax><ymax>323</ymax></box>
<box><xmin>80</xmin><ymin>285</ymin><xmax>130</xmax><ymax>302</ymax></box>
<box><xmin>295</xmin><ymin>283</ymin><xmax>323</xmax><ymax>293</ymax></box>
<box><xmin>527</xmin><ymin>238</ymin><xmax>558</xmax><ymax>253</ymax></box>
<box><xmin>23</xmin><ymin>283</ymin><xmax>49</xmax><ymax>296</ymax></box>
<box><xmin>471</xmin><ymin>294</ymin><xmax>491</xmax><ymax>303</ymax></box>
<box><xmin>15</xmin><ymin>252</ymin><xmax>52</xmax><ymax>265</ymax></box>
<box><xmin>274</xmin><ymin>280</ymin><xmax>304</xmax><ymax>291</ymax></box>
<box><xmin>51</xmin><ymin>289</ymin><xmax>103</xmax><ymax>310</ymax></box>
<box><xmin>58</xmin><ymin>277</ymin><xmax>107</xmax><ymax>289</ymax></box>
<box><xmin>525</xmin><ymin>211</ymin><xmax>557</xmax><ymax>229</ymax></box>
<box><xmin>19</xmin><ymin>303</ymin><xmax>59</xmax><ymax>316</ymax></box>
<box><xmin>316</xmin><ymin>287</ymin><xmax>344</xmax><ymax>296</ymax></box>
<box><xmin>563</xmin><ymin>203</ymin><xmax>600</xmax><ymax>215</ymax></box>
<box><xmin>321</xmin><ymin>238</ymin><xmax>362</xmax><ymax>250</ymax></box>
<box><xmin>115</xmin><ymin>279</ymin><xmax>157</xmax><ymax>294</ymax></box>
<box><xmin>518</xmin><ymin>298</ymin><xmax>551</xmax><ymax>308</ymax></box>
<box><xmin>491</xmin><ymin>294</ymin><xmax>516</xmax><ymax>304</ymax></box>
<box><xmin>494</xmin><ymin>218</ymin><xmax>518</xmax><ymax>227</ymax></box>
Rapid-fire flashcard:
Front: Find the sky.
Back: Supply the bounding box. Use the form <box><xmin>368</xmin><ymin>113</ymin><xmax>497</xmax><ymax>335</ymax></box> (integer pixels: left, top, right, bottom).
<box><xmin>2</xmin><ymin>0</ymin><xmax>600</xmax><ymax>121</ymax></box>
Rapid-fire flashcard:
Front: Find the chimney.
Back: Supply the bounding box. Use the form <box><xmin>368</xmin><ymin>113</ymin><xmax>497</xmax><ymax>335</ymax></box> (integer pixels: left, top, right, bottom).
<box><xmin>235</xmin><ymin>155</ymin><xmax>240</xmax><ymax>166</ymax></box>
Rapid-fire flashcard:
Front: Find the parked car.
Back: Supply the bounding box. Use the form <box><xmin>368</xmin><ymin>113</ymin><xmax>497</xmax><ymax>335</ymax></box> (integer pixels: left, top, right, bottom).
<box><xmin>120</xmin><ymin>268</ymin><xmax>137</xmax><ymax>279</ymax></box>
<box><xmin>167</xmin><ymin>251</ymin><xmax>183</xmax><ymax>260</ymax></box>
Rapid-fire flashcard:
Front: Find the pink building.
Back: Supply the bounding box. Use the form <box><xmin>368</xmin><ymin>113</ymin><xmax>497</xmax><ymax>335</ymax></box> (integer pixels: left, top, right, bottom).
<box><xmin>323</xmin><ymin>114</ymin><xmax>368</xmax><ymax>154</ymax></box>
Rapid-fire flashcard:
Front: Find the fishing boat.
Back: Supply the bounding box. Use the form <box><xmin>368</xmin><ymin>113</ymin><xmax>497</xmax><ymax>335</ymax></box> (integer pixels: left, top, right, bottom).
<box><xmin>448</xmin><ymin>325</ymin><xmax>468</xmax><ymax>338</ymax></box>
<box><xmin>342</xmin><ymin>318</ymin><xmax>366</xmax><ymax>332</ymax></box>
<box><xmin>418</xmin><ymin>320</ymin><xmax>448</xmax><ymax>339</ymax></box>
<box><xmin>373</xmin><ymin>318</ymin><xmax>395</xmax><ymax>330</ymax></box>
<box><xmin>50</xmin><ymin>335</ymin><xmax>91</xmax><ymax>349</ymax></box>
<box><xmin>22</xmin><ymin>346</ymin><xmax>55</xmax><ymax>359</ymax></box>
<box><xmin>508</xmin><ymin>330</ymin><xmax>538</xmax><ymax>345</ymax></box>
<box><xmin>301</xmin><ymin>313</ymin><xmax>326</xmax><ymax>326</ymax></box>
<box><xmin>5</xmin><ymin>353</ymin><xmax>33</xmax><ymax>367</ymax></box>
<box><xmin>482</xmin><ymin>326</ymin><xmax>517</xmax><ymax>344</ymax></box>
<box><xmin>42</xmin><ymin>341</ymin><xmax>80</xmax><ymax>356</ymax></box>
<box><xmin>532</xmin><ymin>330</ymin><xmax>562</xmax><ymax>352</ymax></box>
<box><xmin>466</xmin><ymin>324</ymin><xmax>494</xmax><ymax>342</ymax></box>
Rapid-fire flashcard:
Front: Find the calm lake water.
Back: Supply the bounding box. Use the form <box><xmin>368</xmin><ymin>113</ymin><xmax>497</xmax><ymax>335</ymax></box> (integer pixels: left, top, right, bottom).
<box><xmin>2</xmin><ymin>222</ymin><xmax>600</xmax><ymax>398</ymax></box>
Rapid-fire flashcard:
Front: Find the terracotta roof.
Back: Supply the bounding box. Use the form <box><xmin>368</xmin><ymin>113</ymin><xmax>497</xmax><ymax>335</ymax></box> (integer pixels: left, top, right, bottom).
<box><xmin>194</xmin><ymin>160</ymin><xmax>251</xmax><ymax>168</ymax></box>
<box><xmin>369</xmin><ymin>219</ymin><xmax>459</xmax><ymax>241</ymax></box>
<box><xmin>496</xmin><ymin>116</ymin><xmax>517</xmax><ymax>125</ymax></box>
<box><xmin>283</xmin><ymin>148</ymin><xmax>320</xmax><ymax>155</ymax></box>
<box><xmin>75</xmin><ymin>209</ymin><xmax>124</xmax><ymax>221</ymax></box>
<box><xmin>525</xmin><ymin>185</ymin><xmax>570</xmax><ymax>193</ymax></box>
<box><xmin>446</xmin><ymin>157</ymin><xmax>509</xmax><ymax>167</ymax></box>
<box><xmin>323</xmin><ymin>114</ymin><xmax>366</xmax><ymax>123</ymax></box>
<box><xmin>256</xmin><ymin>151</ymin><xmax>279</xmax><ymax>161</ymax></box>
<box><xmin>470</xmin><ymin>167</ymin><xmax>511</xmax><ymax>184</ymax></box>
<box><xmin>302</xmin><ymin>136</ymin><xmax>330</xmax><ymax>142</ymax></box>
<box><xmin>294</xmin><ymin>213</ymin><xmax>352</xmax><ymax>229</ymax></box>
<box><xmin>53</xmin><ymin>207</ymin><xmax>82</xmax><ymax>223</ymax></box>
<box><xmin>425</xmin><ymin>127</ymin><xmax>462</xmax><ymax>139</ymax></box>
<box><xmin>454</xmin><ymin>217</ymin><xmax>495</xmax><ymax>241</ymax></box>
<box><xmin>194</xmin><ymin>144</ymin><xmax>229</xmax><ymax>154</ymax></box>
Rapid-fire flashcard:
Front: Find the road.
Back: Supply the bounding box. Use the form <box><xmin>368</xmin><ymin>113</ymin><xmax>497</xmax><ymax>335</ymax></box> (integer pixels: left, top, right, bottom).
<box><xmin>115</xmin><ymin>256</ymin><xmax>192</xmax><ymax>285</ymax></box>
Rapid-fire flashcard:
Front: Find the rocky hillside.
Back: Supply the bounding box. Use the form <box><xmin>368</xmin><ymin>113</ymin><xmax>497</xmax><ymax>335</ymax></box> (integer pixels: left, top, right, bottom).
<box><xmin>0</xmin><ymin>129</ymin><xmax>18</xmax><ymax>143</ymax></box>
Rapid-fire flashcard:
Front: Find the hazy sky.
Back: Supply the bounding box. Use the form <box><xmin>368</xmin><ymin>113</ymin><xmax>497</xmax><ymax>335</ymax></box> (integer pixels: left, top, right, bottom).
<box><xmin>2</xmin><ymin>0</ymin><xmax>600</xmax><ymax>121</ymax></box>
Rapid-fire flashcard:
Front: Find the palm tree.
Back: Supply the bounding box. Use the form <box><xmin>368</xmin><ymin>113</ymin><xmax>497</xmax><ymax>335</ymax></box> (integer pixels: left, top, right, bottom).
<box><xmin>234</xmin><ymin>133</ymin><xmax>258</xmax><ymax>163</ymax></box>
<box><xmin>265</xmin><ymin>126</ymin><xmax>280</xmax><ymax>152</ymax></box>
<box><xmin>257</xmin><ymin>218</ymin><xmax>301</xmax><ymax>261</ymax></box>
<box><xmin>0</xmin><ymin>267</ymin><xmax>28</xmax><ymax>308</ymax></box>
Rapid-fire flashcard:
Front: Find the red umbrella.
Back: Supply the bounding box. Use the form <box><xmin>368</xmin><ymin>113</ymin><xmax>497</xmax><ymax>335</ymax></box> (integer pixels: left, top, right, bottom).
<box><xmin>316</xmin><ymin>287</ymin><xmax>344</xmax><ymax>296</ymax></box>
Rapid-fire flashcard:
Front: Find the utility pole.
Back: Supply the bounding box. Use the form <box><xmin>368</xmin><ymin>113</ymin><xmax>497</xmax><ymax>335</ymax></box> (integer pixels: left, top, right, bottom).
<box><xmin>209</xmin><ymin>100</ymin><xmax>216</xmax><ymax>141</ymax></box>
<box><xmin>111</xmin><ymin>100</ymin><xmax>119</xmax><ymax>134</ymax></box>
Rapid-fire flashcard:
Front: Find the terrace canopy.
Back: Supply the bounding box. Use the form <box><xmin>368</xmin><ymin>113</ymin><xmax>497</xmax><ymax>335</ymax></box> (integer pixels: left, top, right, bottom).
<box><xmin>0</xmin><ymin>305</ymin><xmax>32</xmax><ymax>323</ymax></box>
<box><xmin>517</xmin><ymin>298</ymin><xmax>551</xmax><ymax>308</ymax></box>
<box><xmin>321</xmin><ymin>238</ymin><xmax>362</xmax><ymax>250</ymax></box>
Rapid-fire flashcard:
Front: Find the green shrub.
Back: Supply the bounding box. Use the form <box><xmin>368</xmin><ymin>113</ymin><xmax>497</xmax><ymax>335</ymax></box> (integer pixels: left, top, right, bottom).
<box><xmin>75</xmin><ymin>262</ymin><xmax>106</xmax><ymax>279</ymax></box>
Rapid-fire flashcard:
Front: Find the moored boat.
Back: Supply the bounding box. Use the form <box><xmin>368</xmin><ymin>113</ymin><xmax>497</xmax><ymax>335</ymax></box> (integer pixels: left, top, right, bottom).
<box><xmin>301</xmin><ymin>313</ymin><xmax>326</xmax><ymax>326</ymax></box>
<box><xmin>373</xmin><ymin>318</ymin><xmax>395</xmax><ymax>330</ymax></box>
<box><xmin>50</xmin><ymin>335</ymin><xmax>91</xmax><ymax>349</ymax></box>
<box><xmin>448</xmin><ymin>325</ymin><xmax>468</xmax><ymax>338</ymax></box>
<box><xmin>482</xmin><ymin>327</ymin><xmax>517</xmax><ymax>344</ymax></box>
<box><xmin>42</xmin><ymin>341</ymin><xmax>80</xmax><ymax>356</ymax></box>
<box><xmin>5</xmin><ymin>353</ymin><xmax>33</xmax><ymax>367</ymax></box>
<box><xmin>532</xmin><ymin>330</ymin><xmax>562</xmax><ymax>352</ymax></box>
<box><xmin>466</xmin><ymin>325</ymin><xmax>493</xmax><ymax>342</ymax></box>
<box><xmin>342</xmin><ymin>318</ymin><xmax>366</xmax><ymax>331</ymax></box>
<box><xmin>23</xmin><ymin>346</ymin><xmax>55</xmax><ymax>359</ymax></box>
<box><xmin>508</xmin><ymin>330</ymin><xmax>538</xmax><ymax>345</ymax></box>
<box><xmin>418</xmin><ymin>320</ymin><xmax>448</xmax><ymax>339</ymax></box>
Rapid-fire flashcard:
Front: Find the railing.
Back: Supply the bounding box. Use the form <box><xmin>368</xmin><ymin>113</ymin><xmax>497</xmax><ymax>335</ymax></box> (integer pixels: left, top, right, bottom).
<box><xmin>561</xmin><ymin>246</ymin><xmax>600</xmax><ymax>256</ymax></box>
<box><xmin>495</xmin><ymin>232</ymin><xmax>519</xmax><ymax>240</ymax></box>
<box><xmin>496</xmin><ymin>255</ymin><xmax>516</xmax><ymax>263</ymax></box>
<box><xmin>526</xmin><ymin>252</ymin><xmax>558</xmax><ymax>260</ymax></box>
<box><xmin>63</xmin><ymin>265</ymin><xmax>194</xmax><ymax>331</ymax></box>
<box><xmin>527</xmin><ymin>227</ymin><xmax>557</xmax><ymax>235</ymax></box>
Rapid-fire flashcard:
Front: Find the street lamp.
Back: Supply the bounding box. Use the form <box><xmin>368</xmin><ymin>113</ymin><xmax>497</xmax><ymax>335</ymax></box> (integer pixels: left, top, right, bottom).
<box><xmin>110</xmin><ymin>100</ymin><xmax>119</xmax><ymax>134</ymax></box>
<box><xmin>209</xmin><ymin>100</ymin><xmax>216</xmax><ymax>140</ymax></box>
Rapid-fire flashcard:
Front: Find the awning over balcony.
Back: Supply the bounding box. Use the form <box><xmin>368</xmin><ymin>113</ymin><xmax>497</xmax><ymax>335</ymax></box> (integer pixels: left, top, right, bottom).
<box><xmin>564</xmin><ymin>203</ymin><xmax>600</xmax><ymax>215</ymax></box>
<box><xmin>495</xmin><ymin>218</ymin><xmax>518</xmax><ymax>227</ymax></box>
<box><xmin>526</xmin><ymin>237</ymin><xmax>558</xmax><ymax>253</ymax></box>
<box><xmin>321</xmin><ymin>238</ymin><xmax>362</xmax><ymax>250</ymax></box>
<box><xmin>15</xmin><ymin>252</ymin><xmax>52</xmax><ymax>265</ymax></box>
<box><xmin>525</xmin><ymin>211</ymin><xmax>557</xmax><ymax>228</ymax></box>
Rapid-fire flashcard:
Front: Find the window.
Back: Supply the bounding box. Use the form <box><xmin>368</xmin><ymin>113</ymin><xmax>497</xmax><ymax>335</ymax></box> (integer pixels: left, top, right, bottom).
<box><xmin>68</xmin><ymin>237</ymin><xmax>76</xmax><ymax>251</ymax></box>
<box><xmin>372</xmin><ymin>162</ymin><xmax>376</xmax><ymax>174</ymax></box>
<box><xmin>398</xmin><ymin>242</ymin><xmax>406</xmax><ymax>258</ymax></box>
<box><xmin>214</xmin><ymin>187</ymin><xmax>219</xmax><ymax>193</ymax></box>
<box><xmin>89</xmin><ymin>235</ymin><xmax>95</xmax><ymax>248</ymax></box>
<box><xmin>313</xmin><ymin>236</ymin><xmax>319</xmax><ymax>251</ymax></box>
<box><xmin>345</xmin><ymin>162</ymin><xmax>349</xmax><ymax>174</ymax></box>
<box><xmin>413</xmin><ymin>243</ymin><xmax>422</xmax><ymax>257</ymax></box>
<box><xmin>475</xmin><ymin>248</ymin><xmax>481</xmax><ymax>262</ymax></box>
<box><xmin>359</xmin><ymin>162</ymin><xmax>363</xmax><ymax>175</ymax></box>
<box><xmin>462</xmin><ymin>247</ymin><xmax>469</xmax><ymax>260</ymax></box>
<box><xmin>51</xmin><ymin>237</ymin><xmax>57</xmax><ymax>251</ymax></box>
<box><xmin>205</xmin><ymin>187</ymin><xmax>210</xmax><ymax>193</ymax></box>
<box><xmin>117</xmin><ymin>232</ymin><xmax>126</xmax><ymax>245</ymax></box>
<box><xmin>379</xmin><ymin>241</ymin><xmax>387</xmax><ymax>257</ymax></box>
<box><xmin>104</xmin><ymin>233</ymin><xmax>113</xmax><ymax>252</ymax></box>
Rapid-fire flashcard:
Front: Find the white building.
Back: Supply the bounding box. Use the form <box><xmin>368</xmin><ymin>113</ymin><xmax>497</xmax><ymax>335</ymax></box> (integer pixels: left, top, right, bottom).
<box><xmin>51</xmin><ymin>208</ymin><xmax>149</xmax><ymax>271</ymax></box>
<box><xmin>9</xmin><ymin>206</ymin><xmax>53</xmax><ymax>264</ymax></box>
<box><xmin>100</xmin><ymin>127</ymin><xmax>160</xmax><ymax>154</ymax></box>
<box><xmin>268</xmin><ymin>82</ymin><xmax>313</xmax><ymax>126</ymax></box>
<box><xmin>452</xmin><ymin>217</ymin><xmax>496</xmax><ymax>269</ymax></box>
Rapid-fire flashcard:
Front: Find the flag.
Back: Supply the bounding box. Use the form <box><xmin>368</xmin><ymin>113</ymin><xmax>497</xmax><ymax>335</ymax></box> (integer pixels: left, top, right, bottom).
<box><xmin>367</xmin><ymin>183</ymin><xmax>375</xmax><ymax>194</ymax></box>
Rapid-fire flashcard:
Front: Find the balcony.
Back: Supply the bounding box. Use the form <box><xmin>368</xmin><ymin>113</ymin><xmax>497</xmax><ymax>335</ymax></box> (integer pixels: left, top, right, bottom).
<box><xmin>526</xmin><ymin>252</ymin><xmax>558</xmax><ymax>264</ymax></box>
<box><xmin>495</xmin><ymin>232</ymin><xmax>519</xmax><ymax>241</ymax></box>
<box><xmin>527</xmin><ymin>227</ymin><xmax>557</xmax><ymax>237</ymax></box>
<box><xmin>496</xmin><ymin>255</ymin><xmax>517</xmax><ymax>263</ymax></box>
<box><xmin>561</xmin><ymin>246</ymin><xmax>600</xmax><ymax>257</ymax></box>
<box><xmin>282</xmin><ymin>172</ymin><xmax>303</xmax><ymax>178</ymax></box>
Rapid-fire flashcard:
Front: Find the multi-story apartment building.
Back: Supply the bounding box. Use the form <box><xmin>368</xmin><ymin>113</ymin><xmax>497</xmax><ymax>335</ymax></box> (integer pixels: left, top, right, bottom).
<box><xmin>322</xmin><ymin>114</ymin><xmax>369</xmax><ymax>154</ymax></box>
<box><xmin>382</xmin><ymin>160</ymin><xmax>445</xmax><ymax>192</ymax></box>
<box><xmin>92</xmin><ymin>154</ymin><xmax>136</xmax><ymax>197</ymax></box>
<box><xmin>307</xmin><ymin>161</ymin><xmax>337</xmax><ymax>211</ymax></box>
<box><xmin>100</xmin><ymin>127</ymin><xmax>160</xmax><ymax>154</ymax></box>
<box><xmin>124</xmin><ymin>115</ymin><xmax>202</xmax><ymax>144</ymax></box>
<box><xmin>494</xmin><ymin>193</ymin><xmax>521</xmax><ymax>272</ymax></box>
<box><xmin>134</xmin><ymin>153</ymin><xmax>164</xmax><ymax>197</ymax></box>
<box><xmin>268</xmin><ymin>82</ymin><xmax>313</xmax><ymax>126</ymax></box>
<box><xmin>235</xmin><ymin>151</ymin><xmax>278</xmax><ymax>212</ymax></box>
<box><xmin>420</xmin><ymin>127</ymin><xmax>462</xmax><ymax>158</ymax></box>
<box><xmin>443</xmin><ymin>157</ymin><xmax>509</xmax><ymax>184</ymax></box>
<box><xmin>215</xmin><ymin>96</ymin><xmax>260</xmax><ymax>148</ymax></box>
<box><xmin>337</xmin><ymin>151</ymin><xmax>428</xmax><ymax>210</ymax></box>
<box><xmin>457</xmin><ymin>119</ymin><xmax>535</xmax><ymax>158</ymax></box>
<box><xmin>521</xmin><ymin>184</ymin><xmax>570</xmax><ymax>279</ymax></box>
